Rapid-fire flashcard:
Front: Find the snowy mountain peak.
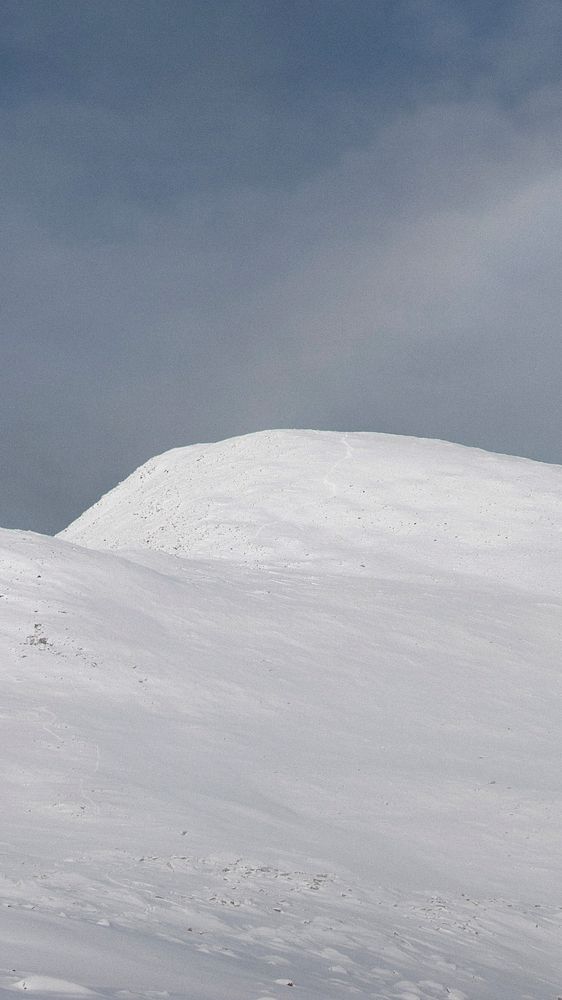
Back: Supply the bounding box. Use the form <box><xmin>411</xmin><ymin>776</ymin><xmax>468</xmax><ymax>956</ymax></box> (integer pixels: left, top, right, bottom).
<box><xmin>59</xmin><ymin>429</ymin><xmax>562</xmax><ymax>594</ymax></box>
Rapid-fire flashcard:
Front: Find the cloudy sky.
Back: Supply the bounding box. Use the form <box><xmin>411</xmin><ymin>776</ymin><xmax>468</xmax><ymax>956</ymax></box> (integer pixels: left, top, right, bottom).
<box><xmin>2</xmin><ymin>0</ymin><xmax>562</xmax><ymax>533</ymax></box>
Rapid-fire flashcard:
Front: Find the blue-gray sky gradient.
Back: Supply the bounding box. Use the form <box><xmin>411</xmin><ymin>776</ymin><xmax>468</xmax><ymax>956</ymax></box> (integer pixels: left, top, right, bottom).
<box><xmin>2</xmin><ymin>0</ymin><xmax>562</xmax><ymax>532</ymax></box>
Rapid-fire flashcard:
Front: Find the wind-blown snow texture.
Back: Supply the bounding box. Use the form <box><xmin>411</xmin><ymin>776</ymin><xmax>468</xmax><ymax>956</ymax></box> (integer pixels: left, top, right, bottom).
<box><xmin>2</xmin><ymin>430</ymin><xmax>561</xmax><ymax>999</ymax></box>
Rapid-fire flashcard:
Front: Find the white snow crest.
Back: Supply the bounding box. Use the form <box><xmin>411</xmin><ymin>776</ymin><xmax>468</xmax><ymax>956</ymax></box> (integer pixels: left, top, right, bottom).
<box><xmin>58</xmin><ymin>429</ymin><xmax>562</xmax><ymax>595</ymax></box>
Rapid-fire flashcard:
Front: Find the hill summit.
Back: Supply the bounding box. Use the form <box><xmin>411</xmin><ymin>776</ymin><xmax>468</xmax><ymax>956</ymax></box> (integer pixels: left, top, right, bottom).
<box><xmin>60</xmin><ymin>429</ymin><xmax>562</xmax><ymax>594</ymax></box>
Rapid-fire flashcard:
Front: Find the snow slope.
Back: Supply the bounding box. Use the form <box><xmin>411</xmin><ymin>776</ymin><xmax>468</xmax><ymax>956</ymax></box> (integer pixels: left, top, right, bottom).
<box><xmin>1</xmin><ymin>431</ymin><xmax>561</xmax><ymax>999</ymax></box>
<box><xmin>60</xmin><ymin>430</ymin><xmax>562</xmax><ymax>595</ymax></box>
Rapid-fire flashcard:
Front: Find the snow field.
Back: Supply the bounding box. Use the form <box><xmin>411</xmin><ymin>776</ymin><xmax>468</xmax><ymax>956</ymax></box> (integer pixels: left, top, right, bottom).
<box><xmin>1</xmin><ymin>431</ymin><xmax>561</xmax><ymax>997</ymax></box>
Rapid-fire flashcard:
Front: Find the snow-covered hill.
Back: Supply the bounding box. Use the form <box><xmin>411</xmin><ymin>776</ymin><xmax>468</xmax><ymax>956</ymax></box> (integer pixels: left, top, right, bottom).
<box><xmin>59</xmin><ymin>430</ymin><xmax>562</xmax><ymax>595</ymax></box>
<box><xmin>2</xmin><ymin>432</ymin><xmax>562</xmax><ymax>999</ymax></box>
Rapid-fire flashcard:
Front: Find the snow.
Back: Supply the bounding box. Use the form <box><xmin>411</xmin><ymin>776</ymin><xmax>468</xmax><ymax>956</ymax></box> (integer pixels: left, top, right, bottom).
<box><xmin>1</xmin><ymin>430</ymin><xmax>561</xmax><ymax>998</ymax></box>
<box><xmin>59</xmin><ymin>429</ymin><xmax>562</xmax><ymax>595</ymax></box>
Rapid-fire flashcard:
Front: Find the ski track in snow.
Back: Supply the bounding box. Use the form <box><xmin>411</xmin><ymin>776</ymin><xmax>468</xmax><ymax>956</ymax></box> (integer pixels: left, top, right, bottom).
<box><xmin>322</xmin><ymin>433</ymin><xmax>355</xmax><ymax>498</ymax></box>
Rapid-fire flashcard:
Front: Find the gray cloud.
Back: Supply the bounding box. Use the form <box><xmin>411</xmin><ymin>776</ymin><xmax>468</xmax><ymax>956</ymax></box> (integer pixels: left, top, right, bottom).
<box><xmin>1</xmin><ymin>2</ymin><xmax>562</xmax><ymax>532</ymax></box>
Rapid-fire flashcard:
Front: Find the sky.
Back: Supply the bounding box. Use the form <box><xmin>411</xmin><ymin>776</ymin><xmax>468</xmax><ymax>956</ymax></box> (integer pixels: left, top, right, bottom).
<box><xmin>2</xmin><ymin>0</ymin><xmax>562</xmax><ymax>534</ymax></box>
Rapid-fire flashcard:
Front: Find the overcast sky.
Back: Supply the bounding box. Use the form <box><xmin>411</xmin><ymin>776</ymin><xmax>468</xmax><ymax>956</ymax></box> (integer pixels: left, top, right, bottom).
<box><xmin>2</xmin><ymin>0</ymin><xmax>562</xmax><ymax>533</ymax></box>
